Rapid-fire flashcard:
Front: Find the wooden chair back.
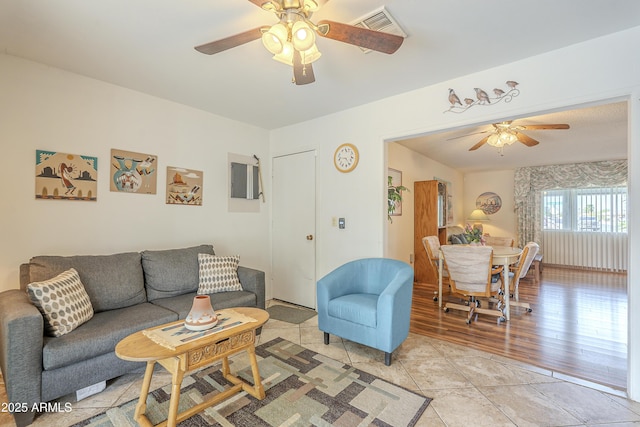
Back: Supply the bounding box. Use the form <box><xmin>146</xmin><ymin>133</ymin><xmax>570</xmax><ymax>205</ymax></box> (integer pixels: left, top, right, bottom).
<box><xmin>484</xmin><ymin>235</ymin><xmax>514</xmax><ymax>247</ymax></box>
<box><xmin>441</xmin><ymin>245</ymin><xmax>500</xmax><ymax>298</ymax></box>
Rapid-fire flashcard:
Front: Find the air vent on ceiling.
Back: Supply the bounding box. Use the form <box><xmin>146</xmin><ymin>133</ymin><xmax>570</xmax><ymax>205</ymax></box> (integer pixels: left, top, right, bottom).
<box><xmin>352</xmin><ymin>6</ymin><xmax>407</xmax><ymax>53</ymax></box>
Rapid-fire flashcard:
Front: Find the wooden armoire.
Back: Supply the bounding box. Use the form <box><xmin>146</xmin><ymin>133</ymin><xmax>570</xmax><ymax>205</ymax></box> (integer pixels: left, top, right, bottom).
<box><xmin>414</xmin><ymin>180</ymin><xmax>448</xmax><ymax>284</ymax></box>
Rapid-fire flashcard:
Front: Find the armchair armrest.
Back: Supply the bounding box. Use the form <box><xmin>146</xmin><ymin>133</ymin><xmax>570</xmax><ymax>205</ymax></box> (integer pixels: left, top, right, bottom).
<box><xmin>0</xmin><ymin>290</ymin><xmax>44</xmax><ymax>426</ymax></box>
<box><xmin>237</xmin><ymin>266</ymin><xmax>266</xmax><ymax>310</ymax></box>
<box><xmin>377</xmin><ymin>269</ymin><xmax>414</xmax><ymax>344</ymax></box>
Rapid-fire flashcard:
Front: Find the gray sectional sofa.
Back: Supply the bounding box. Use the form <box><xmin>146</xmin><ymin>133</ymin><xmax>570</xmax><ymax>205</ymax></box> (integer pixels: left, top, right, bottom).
<box><xmin>0</xmin><ymin>244</ymin><xmax>265</xmax><ymax>427</ymax></box>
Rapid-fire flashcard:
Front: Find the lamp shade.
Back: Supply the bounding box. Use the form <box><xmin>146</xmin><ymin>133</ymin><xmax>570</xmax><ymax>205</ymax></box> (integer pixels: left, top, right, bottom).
<box><xmin>468</xmin><ymin>209</ymin><xmax>489</xmax><ymax>221</ymax></box>
<box><xmin>272</xmin><ymin>41</ymin><xmax>294</xmax><ymax>65</ymax></box>
<box><xmin>299</xmin><ymin>43</ymin><xmax>322</xmax><ymax>64</ymax></box>
<box><xmin>262</xmin><ymin>23</ymin><xmax>288</xmax><ymax>54</ymax></box>
<box><xmin>303</xmin><ymin>0</ymin><xmax>320</xmax><ymax>11</ymax></box>
<box><xmin>292</xmin><ymin>21</ymin><xmax>316</xmax><ymax>51</ymax></box>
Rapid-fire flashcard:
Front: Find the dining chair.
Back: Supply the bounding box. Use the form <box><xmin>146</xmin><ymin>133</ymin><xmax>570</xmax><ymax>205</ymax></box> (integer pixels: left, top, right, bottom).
<box><xmin>440</xmin><ymin>245</ymin><xmax>505</xmax><ymax>324</ymax></box>
<box><xmin>422</xmin><ymin>236</ymin><xmax>449</xmax><ymax>301</ymax></box>
<box><xmin>484</xmin><ymin>235</ymin><xmax>515</xmax><ymax>247</ymax></box>
<box><xmin>504</xmin><ymin>242</ymin><xmax>540</xmax><ymax>312</ymax></box>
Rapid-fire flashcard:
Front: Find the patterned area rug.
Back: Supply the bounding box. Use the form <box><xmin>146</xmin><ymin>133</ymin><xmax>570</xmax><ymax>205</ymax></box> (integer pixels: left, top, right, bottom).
<box><xmin>73</xmin><ymin>338</ymin><xmax>430</xmax><ymax>426</ymax></box>
<box><xmin>266</xmin><ymin>304</ymin><xmax>317</xmax><ymax>324</ymax></box>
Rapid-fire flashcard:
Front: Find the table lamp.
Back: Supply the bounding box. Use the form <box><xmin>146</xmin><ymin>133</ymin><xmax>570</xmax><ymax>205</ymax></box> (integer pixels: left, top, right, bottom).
<box><xmin>468</xmin><ymin>209</ymin><xmax>490</xmax><ymax>233</ymax></box>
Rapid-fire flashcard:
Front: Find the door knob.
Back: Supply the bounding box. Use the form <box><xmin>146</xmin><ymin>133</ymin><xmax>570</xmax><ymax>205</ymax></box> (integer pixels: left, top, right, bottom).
<box><xmin>306</xmin><ymin>235</ymin><xmax>314</xmax><ymax>240</ymax></box>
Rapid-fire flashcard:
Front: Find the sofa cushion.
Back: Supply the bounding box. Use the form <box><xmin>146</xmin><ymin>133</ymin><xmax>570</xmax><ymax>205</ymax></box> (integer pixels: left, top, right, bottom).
<box><xmin>151</xmin><ymin>291</ymin><xmax>257</xmax><ymax>319</ymax></box>
<box><xmin>42</xmin><ymin>302</ymin><xmax>177</xmax><ymax>371</ymax></box>
<box><xmin>449</xmin><ymin>234</ymin><xmax>469</xmax><ymax>244</ymax></box>
<box><xmin>26</xmin><ymin>268</ymin><xmax>94</xmax><ymax>337</ymax></box>
<box><xmin>26</xmin><ymin>252</ymin><xmax>146</xmax><ymax>312</ymax></box>
<box><xmin>142</xmin><ymin>245</ymin><xmax>215</xmax><ymax>301</ymax></box>
<box><xmin>197</xmin><ymin>254</ymin><xmax>243</xmax><ymax>294</ymax></box>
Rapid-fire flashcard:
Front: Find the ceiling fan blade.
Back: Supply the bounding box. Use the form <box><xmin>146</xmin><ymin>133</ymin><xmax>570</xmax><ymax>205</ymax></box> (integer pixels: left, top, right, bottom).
<box><xmin>293</xmin><ymin>50</ymin><xmax>315</xmax><ymax>85</ymax></box>
<box><xmin>316</xmin><ymin>19</ymin><xmax>404</xmax><ymax>54</ymax></box>
<box><xmin>520</xmin><ymin>124</ymin><xmax>570</xmax><ymax>130</ymax></box>
<box><xmin>516</xmin><ymin>132</ymin><xmax>540</xmax><ymax>147</ymax></box>
<box><xmin>469</xmin><ymin>136</ymin><xmax>490</xmax><ymax>151</ymax></box>
<box><xmin>195</xmin><ymin>27</ymin><xmax>264</xmax><ymax>55</ymax></box>
<box><xmin>446</xmin><ymin>130</ymin><xmax>491</xmax><ymax>141</ymax></box>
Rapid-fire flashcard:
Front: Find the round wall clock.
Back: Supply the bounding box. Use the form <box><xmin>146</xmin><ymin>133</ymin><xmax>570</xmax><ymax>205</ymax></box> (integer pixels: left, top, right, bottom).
<box><xmin>333</xmin><ymin>143</ymin><xmax>359</xmax><ymax>173</ymax></box>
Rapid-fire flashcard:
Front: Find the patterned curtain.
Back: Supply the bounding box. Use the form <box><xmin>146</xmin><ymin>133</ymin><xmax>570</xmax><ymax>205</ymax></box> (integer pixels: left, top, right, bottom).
<box><xmin>514</xmin><ymin>160</ymin><xmax>628</xmax><ymax>248</ymax></box>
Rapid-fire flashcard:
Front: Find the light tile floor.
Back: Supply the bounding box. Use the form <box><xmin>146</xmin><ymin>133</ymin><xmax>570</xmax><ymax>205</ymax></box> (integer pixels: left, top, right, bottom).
<box><xmin>2</xmin><ymin>300</ymin><xmax>640</xmax><ymax>427</ymax></box>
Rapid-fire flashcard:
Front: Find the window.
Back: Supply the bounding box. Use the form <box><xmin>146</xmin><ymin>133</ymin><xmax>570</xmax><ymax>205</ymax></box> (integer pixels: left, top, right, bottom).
<box><xmin>542</xmin><ymin>187</ymin><xmax>627</xmax><ymax>232</ymax></box>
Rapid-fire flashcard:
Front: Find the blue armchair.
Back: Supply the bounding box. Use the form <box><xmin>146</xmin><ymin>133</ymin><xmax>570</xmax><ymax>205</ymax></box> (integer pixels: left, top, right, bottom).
<box><xmin>316</xmin><ymin>258</ymin><xmax>414</xmax><ymax>366</ymax></box>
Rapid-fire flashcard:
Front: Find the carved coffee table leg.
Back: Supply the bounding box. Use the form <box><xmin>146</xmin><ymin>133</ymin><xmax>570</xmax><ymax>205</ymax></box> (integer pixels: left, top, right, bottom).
<box><xmin>247</xmin><ymin>346</ymin><xmax>265</xmax><ymax>399</ymax></box>
<box><xmin>166</xmin><ymin>360</ymin><xmax>186</xmax><ymax>427</ymax></box>
<box><xmin>221</xmin><ymin>355</ymin><xmax>231</xmax><ymax>377</ymax></box>
<box><xmin>135</xmin><ymin>361</ymin><xmax>156</xmax><ymax>421</ymax></box>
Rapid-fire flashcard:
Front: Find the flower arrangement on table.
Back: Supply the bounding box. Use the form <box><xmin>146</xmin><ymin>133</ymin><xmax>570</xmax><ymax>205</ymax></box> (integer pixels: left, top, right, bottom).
<box><xmin>464</xmin><ymin>224</ymin><xmax>485</xmax><ymax>245</ymax></box>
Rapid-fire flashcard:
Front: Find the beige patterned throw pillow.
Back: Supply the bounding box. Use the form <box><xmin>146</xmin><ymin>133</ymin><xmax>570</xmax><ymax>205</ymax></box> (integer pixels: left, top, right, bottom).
<box><xmin>197</xmin><ymin>254</ymin><xmax>243</xmax><ymax>294</ymax></box>
<box><xmin>27</xmin><ymin>268</ymin><xmax>94</xmax><ymax>337</ymax></box>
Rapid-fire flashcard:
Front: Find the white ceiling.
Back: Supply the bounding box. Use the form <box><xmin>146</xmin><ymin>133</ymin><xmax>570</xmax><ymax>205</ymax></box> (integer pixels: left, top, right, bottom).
<box><xmin>394</xmin><ymin>101</ymin><xmax>629</xmax><ymax>173</ymax></box>
<box><xmin>0</xmin><ymin>0</ymin><xmax>637</xmax><ymax>170</ymax></box>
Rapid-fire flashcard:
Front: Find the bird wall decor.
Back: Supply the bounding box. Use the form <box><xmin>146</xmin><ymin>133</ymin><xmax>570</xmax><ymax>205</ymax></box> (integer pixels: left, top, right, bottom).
<box><xmin>444</xmin><ymin>81</ymin><xmax>520</xmax><ymax>113</ymax></box>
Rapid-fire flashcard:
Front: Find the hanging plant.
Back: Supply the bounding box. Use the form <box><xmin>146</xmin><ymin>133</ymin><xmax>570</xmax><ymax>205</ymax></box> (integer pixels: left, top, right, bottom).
<box><xmin>388</xmin><ymin>175</ymin><xmax>409</xmax><ymax>223</ymax></box>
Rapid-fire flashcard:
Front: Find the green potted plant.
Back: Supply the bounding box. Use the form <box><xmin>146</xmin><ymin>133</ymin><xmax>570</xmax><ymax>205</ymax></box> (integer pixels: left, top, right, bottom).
<box><xmin>388</xmin><ymin>175</ymin><xmax>409</xmax><ymax>222</ymax></box>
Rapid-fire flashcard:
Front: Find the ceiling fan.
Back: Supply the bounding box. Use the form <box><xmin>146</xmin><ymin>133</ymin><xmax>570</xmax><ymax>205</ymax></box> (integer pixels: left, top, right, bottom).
<box><xmin>194</xmin><ymin>0</ymin><xmax>404</xmax><ymax>85</ymax></box>
<box><xmin>461</xmin><ymin>121</ymin><xmax>570</xmax><ymax>153</ymax></box>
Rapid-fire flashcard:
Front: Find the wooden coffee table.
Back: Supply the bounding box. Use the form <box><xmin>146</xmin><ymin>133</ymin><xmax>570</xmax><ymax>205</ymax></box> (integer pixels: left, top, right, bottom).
<box><xmin>115</xmin><ymin>307</ymin><xmax>269</xmax><ymax>427</ymax></box>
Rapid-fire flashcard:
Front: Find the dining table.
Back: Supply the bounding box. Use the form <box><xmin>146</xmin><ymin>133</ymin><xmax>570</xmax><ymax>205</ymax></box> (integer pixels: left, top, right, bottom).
<box><xmin>438</xmin><ymin>245</ymin><xmax>523</xmax><ymax>321</ymax></box>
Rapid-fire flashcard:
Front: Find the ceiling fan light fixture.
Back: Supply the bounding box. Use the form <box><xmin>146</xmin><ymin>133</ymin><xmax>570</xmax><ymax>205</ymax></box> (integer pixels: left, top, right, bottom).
<box><xmin>273</xmin><ymin>41</ymin><xmax>295</xmax><ymax>65</ymax></box>
<box><xmin>487</xmin><ymin>131</ymin><xmax>517</xmax><ymax>148</ymax></box>
<box><xmin>487</xmin><ymin>133</ymin><xmax>501</xmax><ymax>148</ymax></box>
<box><xmin>303</xmin><ymin>0</ymin><xmax>319</xmax><ymax>11</ymax></box>
<box><xmin>300</xmin><ymin>43</ymin><xmax>321</xmax><ymax>64</ymax></box>
<box><xmin>499</xmin><ymin>131</ymin><xmax>517</xmax><ymax>146</ymax></box>
<box><xmin>260</xmin><ymin>2</ymin><xmax>279</xmax><ymax>12</ymax></box>
<box><xmin>262</xmin><ymin>23</ymin><xmax>288</xmax><ymax>54</ymax></box>
<box><xmin>292</xmin><ymin>21</ymin><xmax>316</xmax><ymax>51</ymax></box>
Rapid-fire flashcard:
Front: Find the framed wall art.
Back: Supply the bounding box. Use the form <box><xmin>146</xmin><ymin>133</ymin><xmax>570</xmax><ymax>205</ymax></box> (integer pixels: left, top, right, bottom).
<box><xmin>166</xmin><ymin>166</ymin><xmax>203</xmax><ymax>205</ymax></box>
<box><xmin>35</xmin><ymin>150</ymin><xmax>98</xmax><ymax>201</ymax></box>
<box><xmin>476</xmin><ymin>191</ymin><xmax>502</xmax><ymax>215</ymax></box>
<box><xmin>110</xmin><ymin>149</ymin><xmax>157</xmax><ymax>194</ymax></box>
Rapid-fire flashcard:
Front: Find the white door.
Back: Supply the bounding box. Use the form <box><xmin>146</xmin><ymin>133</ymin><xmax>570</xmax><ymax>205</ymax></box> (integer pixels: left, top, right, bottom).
<box><xmin>272</xmin><ymin>150</ymin><xmax>316</xmax><ymax>308</ymax></box>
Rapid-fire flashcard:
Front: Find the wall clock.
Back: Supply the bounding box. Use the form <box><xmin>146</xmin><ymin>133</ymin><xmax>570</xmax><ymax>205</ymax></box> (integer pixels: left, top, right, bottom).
<box><xmin>334</xmin><ymin>143</ymin><xmax>359</xmax><ymax>173</ymax></box>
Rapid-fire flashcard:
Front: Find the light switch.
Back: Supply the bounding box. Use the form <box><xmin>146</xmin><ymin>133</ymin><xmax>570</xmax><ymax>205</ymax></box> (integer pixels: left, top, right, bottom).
<box><xmin>331</xmin><ymin>217</ymin><xmax>337</xmax><ymax>227</ymax></box>
<box><xmin>338</xmin><ymin>218</ymin><xmax>345</xmax><ymax>229</ymax></box>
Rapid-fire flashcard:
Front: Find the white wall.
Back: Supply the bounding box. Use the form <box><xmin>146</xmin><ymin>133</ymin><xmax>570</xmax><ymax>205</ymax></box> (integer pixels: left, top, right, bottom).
<box><xmin>270</xmin><ymin>27</ymin><xmax>640</xmax><ymax>399</ymax></box>
<box><xmin>386</xmin><ymin>142</ymin><xmax>463</xmax><ymax>264</ymax></box>
<box><xmin>0</xmin><ymin>54</ymin><xmax>272</xmax><ymax>293</ymax></box>
<box><xmin>463</xmin><ymin>170</ymin><xmax>517</xmax><ymax>238</ymax></box>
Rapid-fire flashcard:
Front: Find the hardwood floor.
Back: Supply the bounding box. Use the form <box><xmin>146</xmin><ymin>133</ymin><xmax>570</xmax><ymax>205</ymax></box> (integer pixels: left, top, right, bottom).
<box><xmin>409</xmin><ymin>265</ymin><xmax>628</xmax><ymax>391</ymax></box>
